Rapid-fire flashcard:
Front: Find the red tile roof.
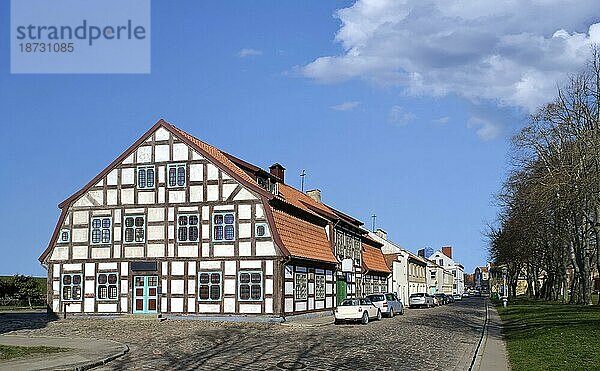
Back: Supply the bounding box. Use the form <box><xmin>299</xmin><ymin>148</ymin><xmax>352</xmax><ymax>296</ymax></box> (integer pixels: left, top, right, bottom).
<box><xmin>363</xmin><ymin>238</ymin><xmax>391</xmax><ymax>274</ymax></box>
<box><xmin>277</xmin><ymin>183</ymin><xmax>337</xmax><ymax>219</ymax></box>
<box><xmin>272</xmin><ymin>209</ymin><xmax>337</xmax><ymax>263</ymax></box>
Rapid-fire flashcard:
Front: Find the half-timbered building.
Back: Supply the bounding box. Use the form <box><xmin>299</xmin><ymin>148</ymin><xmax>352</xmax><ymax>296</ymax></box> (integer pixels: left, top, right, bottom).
<box><xmin>39</xmin><ymin>119</ymin><xmax>387</xmax><ymax>317</ymax></box>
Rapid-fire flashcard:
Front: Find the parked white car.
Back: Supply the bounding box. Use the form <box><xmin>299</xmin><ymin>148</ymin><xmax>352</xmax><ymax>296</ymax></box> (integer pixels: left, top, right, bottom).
<box><xmin>409</xmin><ymin>293</ymin><xmax>435</xmax><ymax>308</ymax></box>
<box><xmin>453</xmin><ymin>294</ymin><xmax>462</xmax><ymax>301</ymax></box>
<box><xmin>367</xmin><ymin>293</ymin><xmax>404</xmax><ymax>317</ymax></box>
<box><xmin>334</xmin><ymin>298</ymin><xmax>382</xmax><ymax>324</ymax></box>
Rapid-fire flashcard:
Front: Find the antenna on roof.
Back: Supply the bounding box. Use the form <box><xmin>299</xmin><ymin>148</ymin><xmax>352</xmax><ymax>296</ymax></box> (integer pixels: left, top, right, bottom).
<box><xmin>300</xmin><ymin>169</ymin><xmax>306</xmax><ymax>192</ymax></box>
<box><xmin>371</xmin><ymin>214</ymin><xmax>377</xmax><ymax>232</ymax></box>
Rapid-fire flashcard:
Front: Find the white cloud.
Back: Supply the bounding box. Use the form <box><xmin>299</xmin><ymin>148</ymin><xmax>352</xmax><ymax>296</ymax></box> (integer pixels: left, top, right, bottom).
<box><xmin>388</xmin><ymin>105</ymin><xmax>415</xmax><ymax>126</ymax></box>
<box><xmin>302</xmin><ymin>0</ymin><xmax>600</xmax><ymax>115</ymax></box>
<box><xmin>331</xmin><ymin>101</ymin><xmax>361</xmax><ymax>111</ymax></box>
<box><xmin>468</xmin><ymin>115</ymin><xmax>502</xmax><ymax>141</ymax></box>
<box><xmin>432</xmin><ymin>116</ymin><xmax>450</xmax><ymax>125</ymax></box>
<box><xmin>238</xmin><ymin>48</ymin><xmax>262</xmax><ymax>58</ymax></box>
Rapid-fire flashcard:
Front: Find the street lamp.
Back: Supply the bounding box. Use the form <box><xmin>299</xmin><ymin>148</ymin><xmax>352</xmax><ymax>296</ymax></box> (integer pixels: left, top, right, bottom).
<box><xmin>502</xmin><ymin>266</ymin><xmax>508</xmax><ymax>308</ymax></box>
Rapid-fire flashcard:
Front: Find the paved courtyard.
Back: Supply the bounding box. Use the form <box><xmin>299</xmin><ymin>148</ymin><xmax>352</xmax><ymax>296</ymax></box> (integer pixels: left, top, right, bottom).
<box><xmin>1</xmin><ymin>297</ymin><xmax>485</xmax><ymax>370</ymax></box>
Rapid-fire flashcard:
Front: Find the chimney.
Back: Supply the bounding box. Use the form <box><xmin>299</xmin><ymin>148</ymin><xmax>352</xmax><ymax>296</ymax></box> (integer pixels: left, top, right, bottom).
<box><xmin>269</xmin><ymin>163</ymin><xmax>285</xmax><ymax>183</ymax></box>
<box><xmin>442</xmin><ymin>246</ymin><xmax>452</xmax><ymax>259</ymax></box>
<box><xmin>375</xmin><ymin>228</ymin><xmax>387</xmax><ymax>240</ymax></box>
<box><xmin>306</xmin><ymin>189</ymin><xmax>321</xmax><ymax>203</ymax></box>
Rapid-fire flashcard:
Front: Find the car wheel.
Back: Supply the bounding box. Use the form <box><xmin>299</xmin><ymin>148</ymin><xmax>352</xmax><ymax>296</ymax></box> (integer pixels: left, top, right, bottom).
<box><xmin>376</xmin><ymin>310</ymin><xmax>382</xmax><ymax>321</ymax></box>
<box><xmin>389</xmin><ymin>308</ymin><xmax>394</xmax><ymax>318</ymax></box>
<box><xmin>361</xmin><ymin>311</ymin><xmax>369</xmax><ymax>325</ymax></box>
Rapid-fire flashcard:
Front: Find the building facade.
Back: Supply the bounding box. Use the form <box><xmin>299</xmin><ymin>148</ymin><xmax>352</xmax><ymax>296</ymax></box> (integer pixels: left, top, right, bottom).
<box><xmin>429</xmin><ymin>246</ymin><xmax>464</xmax><ymax>295</ymax></box>
<box><xmin>39</xmin><ymin>120</ymin><xmax>388</xmax><ymax>317</ymax></box>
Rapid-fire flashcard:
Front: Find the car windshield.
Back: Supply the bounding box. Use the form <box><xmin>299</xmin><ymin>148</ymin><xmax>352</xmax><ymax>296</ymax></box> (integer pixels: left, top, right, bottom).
<box><xmin>360</xmin><ymin>298</ymin><xmax>372</xmax><ymax>305</ymax></box>
<box><xmin>341</xmin><ymin>299</ymin><xmax>360</xmax><ymax>306</ymax></box>
<box><xmin>367</xmin><ymin>294</ymin><xmax>385</xmax><ymax>302</ymax></box>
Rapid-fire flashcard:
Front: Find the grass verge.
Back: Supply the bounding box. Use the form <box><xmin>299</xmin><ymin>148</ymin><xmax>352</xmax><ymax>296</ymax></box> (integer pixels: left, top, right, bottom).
<box><xmin>497</xmin><ymin>296</ymin><xmax>600</xmax><ymax>370</ymax></box>
<box><xmin>0</xmin><ymin>344</ymin><xmax>68</xmax><ymax>360</ymax></box>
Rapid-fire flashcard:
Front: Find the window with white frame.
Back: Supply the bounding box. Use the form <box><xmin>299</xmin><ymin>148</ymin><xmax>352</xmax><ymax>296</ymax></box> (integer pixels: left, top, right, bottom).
<box><xmin>167</xmin><ymin>163</ymin><xmax>186</xmax><ymax>188</ymax></box>
<box><xmin>58</xmin><ymin>229</ymin><xmax>70</xmax><ymax>243</ymax></box>
<box><xmin>124</xmin><ymin>215</ymin><xmax>145</xmax><ymax>244</ymax></box>
<box><xmin>315</xmin><ymin>275</ymin><xmax>326</xmax><ymax>300</ymax></box>
<box><xmin>137</xmin><ymin>166</ymin><xmax>155</xmax><ymax>189</ymax></box>
<box><xmin>239</xmin><ymin>271</ymin><xmax>262</xmax><ymax>301</ymax></box>
<box><xmin>61</xmin><ymin>274</ymin><xmax>82</xmax><ymax>301</ymax></box>
<box><xmin>255</xmin><ymin>223</ymin><xmax>269</xmax><ymax>237</ymax></box>
<box><xmin>213</xmin><ymin>212</ymin><xmax>235</xmax><ymax>241</ymax></box>
<box><xmin>90</xmin><ymin>217</ymin><xmax>112</xmax><ymax>245</ymax></box>
<box><xmin>198</xmin><ymin>272</ymin><xmax>221</xmax><ymax>301</ymax></box>
<box><xmin>178</xmin><ymin>214</ymin><xmax>199</xmax><ymax>242</ymax></box>
<box><xmin>97</xmin><ymin>272</ymin><xmax>118</xmax><ymax>300</ymax></box>
<box><xmin>295</xmin><ymin>272</ymin><xmax>308</xmax><ymax>300</ymax></box>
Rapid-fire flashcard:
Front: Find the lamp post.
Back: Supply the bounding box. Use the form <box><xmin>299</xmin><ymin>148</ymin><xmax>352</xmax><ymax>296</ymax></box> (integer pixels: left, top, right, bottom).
<box><xmin>502</xmin><ymin>266</ymin><xmax>508</xmax><ymax>308</ymax></box>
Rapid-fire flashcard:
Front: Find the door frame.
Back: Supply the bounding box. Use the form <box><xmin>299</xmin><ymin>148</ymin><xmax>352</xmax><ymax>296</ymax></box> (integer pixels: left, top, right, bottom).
<box><xmin>133</xmin><ymin>275</ymin><xmax>159</xmax><ymax>314</ymax></box>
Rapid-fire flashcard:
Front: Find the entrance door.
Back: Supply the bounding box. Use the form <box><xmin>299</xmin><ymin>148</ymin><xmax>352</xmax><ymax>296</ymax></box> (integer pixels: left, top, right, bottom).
<box><xmin>336</xmin><ymin>279</ymin><xmax>347</xmax><ymax>305</ymax></box>
<box><xmin>133</xmin><ymin>276</ymin><xmax>158</xmax><ymax>314</ymax></box>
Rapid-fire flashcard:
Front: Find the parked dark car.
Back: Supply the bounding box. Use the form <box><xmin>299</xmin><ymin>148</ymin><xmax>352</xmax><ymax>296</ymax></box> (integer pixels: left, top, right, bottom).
<box><xmin>434</xmin><ymin>293</ymin><xmax>448</xmax><ymax>305</ymax></box>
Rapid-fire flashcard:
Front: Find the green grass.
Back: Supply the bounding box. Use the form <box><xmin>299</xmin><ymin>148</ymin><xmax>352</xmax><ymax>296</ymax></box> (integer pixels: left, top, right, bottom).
<box><xmin>497</xmin><ymin>296</ymin><xmax>600</xmax><ymax>370</ymax></box>
<box><xmin>0</xmin><ymin>344</ymin><xmax>68</xmax><ymax>360</ymax></box>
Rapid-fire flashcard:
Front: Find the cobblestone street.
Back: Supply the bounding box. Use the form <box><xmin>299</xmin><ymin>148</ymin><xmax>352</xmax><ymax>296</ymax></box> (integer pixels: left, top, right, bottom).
<box><xmin>2</xmin><ymin>298</ymin><xmax>485</xmax><ymax>370</ymax></box>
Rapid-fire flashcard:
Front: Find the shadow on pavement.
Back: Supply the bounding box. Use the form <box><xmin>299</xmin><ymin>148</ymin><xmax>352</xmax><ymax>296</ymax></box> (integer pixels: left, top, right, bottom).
<box><xmin>0</xmin><ymin>310</ymin><xmax>57</xmax><ymax>334</ymax></box>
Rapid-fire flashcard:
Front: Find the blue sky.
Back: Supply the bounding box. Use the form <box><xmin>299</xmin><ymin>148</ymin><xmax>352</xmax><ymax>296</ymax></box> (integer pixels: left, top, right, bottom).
<box><xmin>1</xmin><ymin>1</ymin><xmax>598</xmax><ymax>276</ymax></box>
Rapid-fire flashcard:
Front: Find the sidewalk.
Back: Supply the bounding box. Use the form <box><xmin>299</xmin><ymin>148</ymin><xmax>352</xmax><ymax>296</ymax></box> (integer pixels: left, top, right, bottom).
<box><xmin>472</xmin><ymin>303</ymin><xmax>509</xmax><ymax>370</ymax></box>
<box><xmin>0</xmin><ymin>335</ymin><xmax>128</xmax><ymax>371</ymax></box>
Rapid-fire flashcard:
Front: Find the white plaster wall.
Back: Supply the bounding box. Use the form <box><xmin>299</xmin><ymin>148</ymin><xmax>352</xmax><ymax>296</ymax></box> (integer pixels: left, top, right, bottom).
<box><xmin>239</xmin><ymin>304</ymin><xmax>261</xmax><ymax>314</ymax></box>
<box><xmin>172</xmin><ymin>262</ymin><xmax>185</xmax><ymax>275</ymax></box>
<box><xmin>224</xmin><ymin>298</ymin><xmax>235</xmax><ymax>313</ymax></box>
<box><xmin>91</xmin><ymin>247</ymin><xmax>110</xmax><ymax>259</ymax></box>
<box><xmin>199</xmin><ymin>261</ymin><xmax>221</xmax><ymax>269</ymax></box>
<box><xmin>222</xmin><ymin>184</ymin><xmax>237</xmax><ymax>200</ymax></box>
<box><xmin>177</xmin><ymin>246</ymin><xmax>198</xmax><ymax>258</ymax></box>
<box><xmin>198</xmin><ymin>304</ymin><xmax>220</xmax><ymax>313</ymax></box>
<box><xmin>189</xmin><ymin>164</ymin><xmax>203</xmax><ymax>181</ymax></box>
<box><xmin>171</xmin><ymin>280</ymin><xmax>184</xmax><ymax>294</ymax></box>
<box><xmin>137</xmin><ymin>146</ymin><xmax>152</xmax><ymax>163</ymax></box>
<box><xmin>121</xmin><ymin>168</ymin><xmax>134</xmax><ymax>184</ymax></box>
<box><xmin>173</xmin><ymin>143</ymin><xmax>189</xmax><ymax>161</ymax></box>
<box><xmin>256</xmin><ymin>241</ymin><xmax>276</xmax><ymax>256</ymax></box>
<box><xmin>214</xmin><ymin>245</ymin><xmax>234</xmax><ymax>257</ymax></box>
<box><xmin>171</xmin><ymin>298</ymin><xmax>184</xmax><ymax>312</ymax></box>
<box><xmin>155</xmin><ymin>145</ymin><xmax>169</xmax><ymax>162</ymax></box>
<box><xmin>207</xmin><ymin>185</ymin><xmax>218</xmax><ymax>201</ymax></box>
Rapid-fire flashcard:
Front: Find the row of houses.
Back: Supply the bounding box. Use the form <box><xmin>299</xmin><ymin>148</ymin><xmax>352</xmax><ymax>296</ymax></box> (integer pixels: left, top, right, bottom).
<box><xmin>39</xmin><ymin>120</ymin><xmax>464</xmax><ymax>317</ymax></box>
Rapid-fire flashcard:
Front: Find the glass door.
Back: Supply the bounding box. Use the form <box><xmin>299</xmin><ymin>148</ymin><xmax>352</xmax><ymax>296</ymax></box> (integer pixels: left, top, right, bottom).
<box><xmin>133</xmin><ymin>276</ymin><xmax>158</xmax><ymax>314</ymax></box>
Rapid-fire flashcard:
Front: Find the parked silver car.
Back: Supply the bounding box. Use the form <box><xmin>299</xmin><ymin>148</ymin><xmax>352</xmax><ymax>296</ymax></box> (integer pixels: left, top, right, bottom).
<box><xmin>409</xmin><ymin>293</ymin><xmax>435</xmax><ymax>308</ymax></box>
<box><xmin>366</xmin><ymin>293</ymin><xmax>404</xmax><ymax>317</ymax></box>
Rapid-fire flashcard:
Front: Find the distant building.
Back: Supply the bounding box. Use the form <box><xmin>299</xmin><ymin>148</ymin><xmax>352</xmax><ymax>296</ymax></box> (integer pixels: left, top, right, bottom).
<box><xmin>417</xmin><ymin>247</ymin><xmax>434</xmax><ymax>259</ymax></box>
<box><xmin>429</xmin><ymin>246</ymin><xmax>464</xmax><ymax>295</ymax></box>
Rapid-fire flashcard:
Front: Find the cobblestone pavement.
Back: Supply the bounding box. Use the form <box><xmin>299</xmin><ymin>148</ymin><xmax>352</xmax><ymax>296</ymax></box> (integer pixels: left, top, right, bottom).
<box><xmin>1</xmin><ymin>298</ymin><xmax>486</xmax><ymax>370</ymax></box>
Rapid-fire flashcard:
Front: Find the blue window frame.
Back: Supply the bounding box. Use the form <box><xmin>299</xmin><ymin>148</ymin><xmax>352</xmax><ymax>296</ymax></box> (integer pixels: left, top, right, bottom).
<box><xmin>198</xmin><ymin>272</ymin><xmax>222</xmax><ymax>301</ymax></box>
<box><xmin>97</xmin><ymin>272</ymin><xmax>119</xmax><ymax>301</ymax></box>
<box><xmin>61</xmin><ymin>274</ymin><xmax>82</xmax><ymax>301</ymax></box>
<box><xmin>58</xmin><ymin>229</ymin><xmax>70</xmax><ymax>243</ymax></box>
<box><xmin>90</xmin><ymin>217</ymin><xmax>111</xmax><ymax>245</ymax></box>
<box><xmin>213</xmin><ymin>212</ymin><xmax>235</xmax><ymax>241</ymax></box>
<box><xmin>137</xmin><ymin>166</ymin><xmax>155</xmax><ymax>189</ymax></box>
<box><xmin>124</xmin><ymin>215</ymin><xmax>145</xmax><ymax>244</ymax></box>
<box><xmin>167</xmin><ymin>163</ymin><xmax>186</xmax><ymax>188</ymax></box>
<box><xmin>178</xmin><ymin>214</ymin><xmax>199</xmax><ymax>242</ymax></box>
<box><xmin>238</xmin><ymin>271</ymin><xmax>262</xmax><ymax>301</ymax></box>
<box><xmin>255</xmin><ymin>223</ymin><xmax>270</xmax><ymax>238</ymax></box>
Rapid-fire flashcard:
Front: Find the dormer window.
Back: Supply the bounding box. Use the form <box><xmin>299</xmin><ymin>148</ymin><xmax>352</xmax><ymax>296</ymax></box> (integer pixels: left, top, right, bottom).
<box><xmin>257</xmin><ymin>176</ymin><xmax>277</xmax><ymax>194</ymax></box>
